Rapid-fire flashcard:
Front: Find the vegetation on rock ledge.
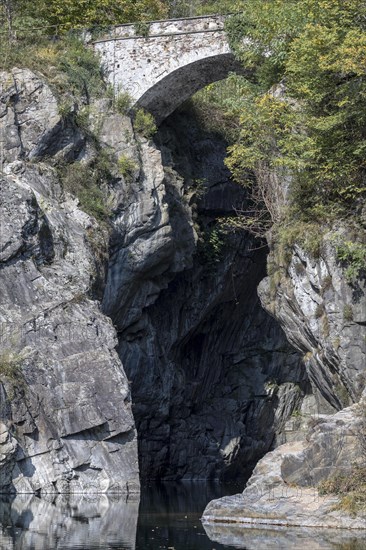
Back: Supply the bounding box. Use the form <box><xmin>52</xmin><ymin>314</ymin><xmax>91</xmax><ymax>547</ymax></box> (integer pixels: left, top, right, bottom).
<box><xmin>0</xmin><ymin>0</ymin><xmax>167</xmax><ymax>39</ymax></box>
<box><xmin>0</xmin><ymin>350</ymin><xmax>22</xmax><ymax>383</ymax></box>
<box><xmin>225</xmin><ymin>0</ymin><xmax>366</xmax><ymax>219</ymax></box>
<box><xmin>188</xmin><ymin>1</ymin><xmax>366</xmax><ymax>265</ymax></box>
<box><xmin>318</xmin><ymin>402</ymin><xmax>366</xmax><ymax>517</ymax></box>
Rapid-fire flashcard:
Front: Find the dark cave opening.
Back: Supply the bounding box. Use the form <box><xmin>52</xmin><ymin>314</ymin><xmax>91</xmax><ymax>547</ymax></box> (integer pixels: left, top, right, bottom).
<box><xmin>115</xmin><ymin>102</ymin><xmax>312</xmax><ymax>485</ymax></box>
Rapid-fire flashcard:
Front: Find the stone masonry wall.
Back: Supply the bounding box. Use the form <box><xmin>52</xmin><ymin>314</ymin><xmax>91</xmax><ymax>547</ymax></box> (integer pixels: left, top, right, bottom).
<box><xmin>92</xmin><ymin>16</ymin><xmax>242</xmax><ymax>122</ymax></box>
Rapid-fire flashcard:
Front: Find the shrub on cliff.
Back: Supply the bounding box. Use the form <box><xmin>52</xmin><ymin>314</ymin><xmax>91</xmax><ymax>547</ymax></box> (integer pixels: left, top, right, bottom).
<box><xmin>0</xmin><ymin>0</ymin><xmax>167</xmax><ymax>39</ymax></box>
<box><xmin>318</xmin><ymin>465</ymin><xmax>366</xmax><ymax>517</ymax></box>
<box><xmin>59</xmin><ymin>155</ymin><xmax>113</xmax><ymax>222</ymax></box>
<box><xmin>133</xmin><ymin>108</ymin><xmax>157</xmax><ymax>139</ymax></box>
<box><xmin>225</xmin><ymin>0</ymin><xmax>366</xmax><ymax>221</ymax></box>
<box><xmin>0</xmin><ymin>350</ymin><xmax>22</xmax><ymax>383</ymax></box>
<box><xmin>167</xmin><ymin>0</ymin><xmax>237</xmax><ymax>18</ymax></box>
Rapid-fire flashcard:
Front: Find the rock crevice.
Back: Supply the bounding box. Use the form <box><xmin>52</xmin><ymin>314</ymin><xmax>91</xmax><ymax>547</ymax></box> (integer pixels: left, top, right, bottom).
<box><xmin>0</xmin><ymin>69</ymin><xmax>139</xmax><ymax>494</ymax></box>
<box><xmin>2</xmin><ymin>66</ymin><xmax>362</xmax><ymax>504</ymax></box>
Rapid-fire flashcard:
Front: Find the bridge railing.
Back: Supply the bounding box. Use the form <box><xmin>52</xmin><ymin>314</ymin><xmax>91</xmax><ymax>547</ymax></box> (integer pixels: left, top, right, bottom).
<box><xmin>91</xmin><ymin>14</ymin><xmax>228</xmax><ymax>43</ymax></box>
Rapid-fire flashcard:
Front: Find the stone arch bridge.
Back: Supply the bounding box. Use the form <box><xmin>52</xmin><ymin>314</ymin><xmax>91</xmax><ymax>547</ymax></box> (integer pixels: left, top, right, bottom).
<box><xmin>93</xmin><ymin>15</ymin><xmax>242</xmax><ymax>124</ymax></box>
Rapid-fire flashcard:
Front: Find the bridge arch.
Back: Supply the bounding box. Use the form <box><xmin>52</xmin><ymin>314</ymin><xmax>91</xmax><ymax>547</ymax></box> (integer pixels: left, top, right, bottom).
<box><xmin>136</xmin><ymin>53</ymin><xmax>241</xmax><ymax>123</ymax></box>
<box><xmin>93</xmin><ymin>15</ymin><xmax>243</xmax><ymax>124</ymax></box>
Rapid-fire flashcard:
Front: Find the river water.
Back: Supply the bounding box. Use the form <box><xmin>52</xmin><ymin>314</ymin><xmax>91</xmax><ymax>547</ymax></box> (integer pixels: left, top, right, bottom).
<box><xmin>0</xmin><ymin>483</ymin><xmax>365</xmax><ymax>549</ymax></box>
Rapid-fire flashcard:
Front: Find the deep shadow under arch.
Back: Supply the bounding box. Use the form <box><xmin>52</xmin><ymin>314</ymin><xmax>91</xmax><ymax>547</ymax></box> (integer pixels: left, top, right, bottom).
<box><xmin>136</xmin><ymin>53</ymin><xmax>246</xmax><ymax>124</ymax></box>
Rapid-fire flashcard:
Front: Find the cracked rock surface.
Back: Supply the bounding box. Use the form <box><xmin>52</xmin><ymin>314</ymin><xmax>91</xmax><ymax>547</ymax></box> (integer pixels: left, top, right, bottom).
<box><xmin>202</xmin><ymin>399</ymin><xmax>366</xmax><ymax>529</ymax></box>
<box><xmin>259</xmin><ymin>237</ymin><xmax>366</xmax><ymax>409</ymax></box>
<box><xmin>2</xmin><ymin>64</ymin><xmax>364</xmax><ymax>508</ymax></box>
<box><xmin>103</xmin><ymin>110</ymin><xmax>314</xmax><ymax>482</ymax></box>
<box><xmin>0</xmin><ymin>69</ymin><xmax>139</xmax><ymax>494</ymax></box>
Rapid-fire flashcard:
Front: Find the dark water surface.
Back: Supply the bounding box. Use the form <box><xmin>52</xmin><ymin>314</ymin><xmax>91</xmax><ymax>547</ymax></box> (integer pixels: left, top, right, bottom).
<box><xmin>135</xmin><ymin>482</ymin><xmax>242</xmax><ymax>549</ymax></box>
<box><xmin>0</xmin><ymin>483</ymin><xmax>365</xmax><ymax>549</ymax></box>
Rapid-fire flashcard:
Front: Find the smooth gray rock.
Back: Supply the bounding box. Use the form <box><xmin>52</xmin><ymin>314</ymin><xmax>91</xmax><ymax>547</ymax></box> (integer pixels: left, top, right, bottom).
<box><xmin>259</xmin><ymin>235</ymin><xmax>366</xmax><ymax>409</ymax></box>
<box><xmin>202</xmin><ymin>403</ymin><xmax>366</xmax><ymax>528</ymax></box>
<box><xmin>102</xmin><ymin>138</ymin><xmax>197</xmax><ymax>332</ymax></box>
<box><xmin>0</xmin><ymin>493</ymin><xmax>139</xmax><ymax>549</ymax></box>
<box><xmin>0</xmin><ymin>68</ymin><xmax>84</xmax><ymax>164</ymax></box>
<box><xmin>0</xmin><ymin>69</ymin><xmax>139</xmax><ymax>494</ymax></box>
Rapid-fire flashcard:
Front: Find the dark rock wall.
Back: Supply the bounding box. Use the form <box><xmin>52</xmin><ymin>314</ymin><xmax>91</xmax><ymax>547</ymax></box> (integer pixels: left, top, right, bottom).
<box><xmin>110</xmin><ymin>108</ymin><xmax>311</xmax><ymax>482</ymax></box>
<box><xmin>1</xmin><ymin>68</ymin><xmax>339</xmax><ymax>492</ymax></box>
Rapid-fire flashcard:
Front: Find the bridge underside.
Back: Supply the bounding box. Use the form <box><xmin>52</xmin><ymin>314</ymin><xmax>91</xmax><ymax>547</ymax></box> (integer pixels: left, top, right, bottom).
<box><xmin>136</xmin><ymin>53</ymin><xmax>245</xmax><ymax>124</ymax></box>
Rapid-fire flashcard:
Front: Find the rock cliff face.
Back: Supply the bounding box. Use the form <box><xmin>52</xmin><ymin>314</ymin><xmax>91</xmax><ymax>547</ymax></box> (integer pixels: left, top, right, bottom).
<box><xmin>202</xmin><ymin>128</ymin><xmax>366</xmax><ymax>527</ymax></box>
<box><xmin>103</xmin><ymin>108</ymin><xmax>315</xmax><ymax>482</ymax></box>
<box><xmin>1</xmin><ymin>68</ymin><xmax>314</xmax><ymax>491</ymax></box>
<box><xmin>202</xmin><ymin>246</ymin><xmax>366</xmax><ymax>528</ymax></box>
<box><xmin>0</xmin><ymin>69</ymin><xmax>139</xmax><ymax>494</ymax></box>
<box><xmin>259</xmin><ymin>237</ymin><xmax>366</xmax><ymax>409</ymax></box>
<box><xmin>3</xmin><ymin>65</ymin><xmax>363</xmax><ymax>502</ymax></box>
<box><xmin>203</xmin><ymin>398</ymin><xmax>366</xmax><ymax>529</ymax></box>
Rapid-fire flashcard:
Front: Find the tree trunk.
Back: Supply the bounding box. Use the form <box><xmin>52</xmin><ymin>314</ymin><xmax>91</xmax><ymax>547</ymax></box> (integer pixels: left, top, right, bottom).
<box><xmin>2</xmin><ymin>0</ymin><xmax>15</xmax><ymax>42</ymax></box>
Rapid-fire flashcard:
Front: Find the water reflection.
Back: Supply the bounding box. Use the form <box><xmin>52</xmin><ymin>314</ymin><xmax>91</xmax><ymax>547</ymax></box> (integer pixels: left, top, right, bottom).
<box><xmin>203</xmin><ymin>520</ymin><xmax>366</xmax><ymax>550</ymax></box>
<box><xmin>0</xmin><ymin>493</ymin><xmax>139</xmax><ymax>550</ymax></box>
<box><xmin>0</xmin><ymin>485</ymin><xmax>365</xmax><ymax>549</ymax></box>
<box><xmin>0</xmin><ymin>483</ymin><xmax>242</xmax><ymax>550</ymax></box>
<box><xmin>136</xmin><ymin>481</ymin><xmax>242</xmax><ymax>549</ymax></box>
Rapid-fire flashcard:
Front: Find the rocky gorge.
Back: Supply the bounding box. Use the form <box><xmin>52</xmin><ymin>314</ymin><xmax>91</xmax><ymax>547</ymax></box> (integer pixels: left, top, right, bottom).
<box><xmin>0</xmin><ymin>66</ymin><xmax>365</xmax><ymax>531</ymax></box>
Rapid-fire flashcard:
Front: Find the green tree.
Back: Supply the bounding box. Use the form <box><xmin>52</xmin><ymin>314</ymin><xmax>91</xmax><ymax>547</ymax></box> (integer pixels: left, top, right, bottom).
<box><xmin>0</xmin><ymin>0</ymin><xmax>32</xmax><ymax>39</ymax></box>
<box><xmin>35</xmin><ymin>0</ymin><xmax>168</xmax><ymax>31</ymax></box>
<box><xmin>0</xmin><ymin>0</ymin><xmax>168</xmax><ymax>35</ymax></box>
<box><xmin>166</xmin><ymin>0</ymin><xmax>239</xmax><ymax>18</ymax></box>
<box><xmin>1</xmin><ymin>0</ymin><xmax>14</xmax><ymax>39</ymax></box>
<box><xmin>224</xmin><ymin>0</ymin><xmax>366</xmax><ymax>225</ymax></box>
